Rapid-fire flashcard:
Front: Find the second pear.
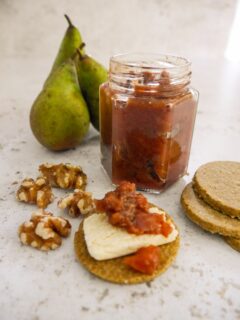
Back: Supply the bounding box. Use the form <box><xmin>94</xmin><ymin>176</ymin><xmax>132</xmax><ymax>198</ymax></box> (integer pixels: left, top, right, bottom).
<box><xmin>75</xmin><ymin>52</ymin><xmax>108</xmax><ymax>131</ymax></box>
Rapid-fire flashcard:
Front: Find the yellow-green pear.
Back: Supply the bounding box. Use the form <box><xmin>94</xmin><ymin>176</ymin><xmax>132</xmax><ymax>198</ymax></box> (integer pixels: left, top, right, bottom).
<box><xmin>49</xmin><ymin>15</ymin><xmax>85</xmax><ymax>76</ymax></box>
<box><xmin>30</xmin><ymin>59</ymin><xmax>90</xmax><ymax>151</ymax></box>
<box><xmin>75</xmin><ymin>49</ymin><xmax>108</xmax><ymax>131</ymax></box>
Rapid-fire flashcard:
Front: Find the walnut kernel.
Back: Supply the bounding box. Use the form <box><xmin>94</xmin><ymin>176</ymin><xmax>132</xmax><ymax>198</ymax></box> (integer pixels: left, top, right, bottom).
<box><xmin>16</xmin><ymin>177</ymin><xmax>53</xmax><ymax>208</ymax></box>
<box><xmin>58</xmin><ymin>189</ymin><xmax>95</xmax><ymax>217</ymax></box>
<box><xmin>39</xmin><ymin>163</ymin><xmax>87</xmax><ymax>190</ymax></box>
<box><xmin>18</xmin><ymin>210</ymin><xmax>71</xmax><ymax>251</ymax></box>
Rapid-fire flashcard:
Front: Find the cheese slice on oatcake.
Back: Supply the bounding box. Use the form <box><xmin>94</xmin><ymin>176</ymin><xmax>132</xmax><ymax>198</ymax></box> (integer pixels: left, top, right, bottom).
<box><xmin>83</xmin><ymin>207</ymin><xmax>178</xmax><ymax>261</ymax></box>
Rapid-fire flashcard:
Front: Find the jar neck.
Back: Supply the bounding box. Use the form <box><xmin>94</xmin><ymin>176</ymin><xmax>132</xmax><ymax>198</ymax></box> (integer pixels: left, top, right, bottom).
<box><xmin>109</xmin><ymin>53</ymin><xmax>192</xmax><ymax>97</ymax></box>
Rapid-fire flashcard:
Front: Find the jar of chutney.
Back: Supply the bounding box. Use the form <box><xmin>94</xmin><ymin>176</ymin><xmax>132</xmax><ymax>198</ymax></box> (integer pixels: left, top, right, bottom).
<box><xmin>99</xmin><ymin>53</ymin><xmax>198</xmax><ymax>193</ymax></box>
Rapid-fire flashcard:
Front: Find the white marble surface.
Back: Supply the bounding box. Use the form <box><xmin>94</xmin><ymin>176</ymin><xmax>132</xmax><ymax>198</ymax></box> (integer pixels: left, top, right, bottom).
<box><xmin>0</xmin><ymin>0</ymin><xmax>240</xmax><ymax>319</ymax></box>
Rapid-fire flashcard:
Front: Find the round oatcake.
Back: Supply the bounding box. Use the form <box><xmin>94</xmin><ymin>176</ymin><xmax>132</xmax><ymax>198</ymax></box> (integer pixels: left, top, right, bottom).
<box><xmin>74</xmin><ymin>212</ymin><xmax>180</xmax><ymax>285</ymax></box>
<box><xmin>224</xmin><ymin>237</ymin><xmax>240</xmax><ymax>252</ymax></box>
<box><xmin>181</xmin><ymin>183</ymin><xmax>240</xmax><ymax>238</ymax></box>
<box><xmin>193</xmin><ymin>161</ymin><xmax>240</xmax><ymax>218</ymax></box>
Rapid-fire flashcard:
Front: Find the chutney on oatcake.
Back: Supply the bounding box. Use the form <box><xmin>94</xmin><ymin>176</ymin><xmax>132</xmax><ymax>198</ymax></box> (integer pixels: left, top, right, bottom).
<box><xmin>74</xmin><ymin>181</ymin><xmax>180</xmax><ymax>284</ymax></box>
<box><xmin>74</xmin><ymin>212</ymin><xmax>180</xmax><ymax>284</ymax></box>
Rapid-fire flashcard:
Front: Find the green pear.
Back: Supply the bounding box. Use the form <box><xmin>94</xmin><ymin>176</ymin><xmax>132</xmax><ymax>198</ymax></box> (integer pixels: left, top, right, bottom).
<box><xmin>49</xmin><ymin>15</ymin><xmax>84</xmax><ymax>76</ymax></box>
<box><xmin>30</xmin><ymin>59</ymin><xmax>90</xmax><ymax>151</ymax></box>
<box><xmin>75</xmin><ymin>50</ymin><xmax>108</xmax><ymax>131</ymax></box>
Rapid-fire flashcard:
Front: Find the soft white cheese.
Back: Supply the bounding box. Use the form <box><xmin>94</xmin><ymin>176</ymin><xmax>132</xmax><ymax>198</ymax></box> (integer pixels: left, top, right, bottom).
<box><xmin>83</xmin><ymin>208</ymin><xmax>178</xmax><ymax>261</ymax></box>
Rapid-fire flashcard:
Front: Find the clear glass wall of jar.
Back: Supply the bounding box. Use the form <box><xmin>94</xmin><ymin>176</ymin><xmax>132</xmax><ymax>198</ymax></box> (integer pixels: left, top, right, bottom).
<box><xmin>99</xmin><ymin>53</ymin><xmax>198</xmax><ymax>193</ymax></box>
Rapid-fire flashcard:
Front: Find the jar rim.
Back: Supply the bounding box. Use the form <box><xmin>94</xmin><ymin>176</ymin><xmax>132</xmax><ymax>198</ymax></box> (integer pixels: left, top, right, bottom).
<box><xmin>109</xmin><ymin>53</ymin><xmax>192</xmax><ymax>97</ymax></box>
<box><xmin>110</xmin><ymin>53</ymin><xmax>191</xmax><ymax>71</ymax></box>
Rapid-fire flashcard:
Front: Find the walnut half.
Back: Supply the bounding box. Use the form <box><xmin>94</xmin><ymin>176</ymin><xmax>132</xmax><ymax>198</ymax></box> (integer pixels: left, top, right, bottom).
<box><xmin>58</xmin><ymin>189</ymin><xmax>95</xmax><ymax>217</ymax></box>
<box><xmin>18</xmin><ymin>210</ymin><xmax>71</xmax><ymax>251</ymax></box>
<box><xmin>39</xmin><ymin>163</ymin><xmax>87</xmax><ymax>190</ymax></box>
<box><xmin>16</xmin><ymin>177</ymin><xmax>54</xmax><ymax>208</ymax></box>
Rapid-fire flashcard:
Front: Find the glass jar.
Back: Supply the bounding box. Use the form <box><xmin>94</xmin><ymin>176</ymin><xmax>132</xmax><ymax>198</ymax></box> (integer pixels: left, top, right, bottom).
<box><xmin>99</xmin><ymin>53</ymin><xmax>198</xmax><ymax>193</ymax></box>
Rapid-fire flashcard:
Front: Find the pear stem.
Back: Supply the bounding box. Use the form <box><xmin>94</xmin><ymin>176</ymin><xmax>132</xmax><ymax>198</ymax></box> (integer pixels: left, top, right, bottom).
<box><xmin>80</xmin><ymin>42</ymin><xmax>86</xmax><ymax>51</ymax></box>
<box><xmin>77</xmin><ymin>43</ymin><xmax>86</xmax><ymax>60</ymax></box>
<box><xmin>64</xmin><ymin>14</ymin><xmax>73</xmax><ymax>27</ymax></box>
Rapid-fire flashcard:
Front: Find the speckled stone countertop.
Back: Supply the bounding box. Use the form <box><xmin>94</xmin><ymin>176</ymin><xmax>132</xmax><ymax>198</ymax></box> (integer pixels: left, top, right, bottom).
<box><xmin>0</xmin><ymin>1</ymin><xmax>240</xmax><ymax>319</ymax></box>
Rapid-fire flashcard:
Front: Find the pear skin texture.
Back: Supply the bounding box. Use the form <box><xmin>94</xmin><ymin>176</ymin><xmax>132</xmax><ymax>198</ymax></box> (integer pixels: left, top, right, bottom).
<box><xmin>76</xmin><ymin>55</ymin><xmax>108</xmax><ymax>131</ymax></box>
<box><xmin>47</xmin><ymin>15</ymin><xmax>84</xmax><ymax>81</ymax></box>
<box><xmin>30</xmin><ymin>60</ymin><xmax>90</xmax><ymax>151</ymax></box>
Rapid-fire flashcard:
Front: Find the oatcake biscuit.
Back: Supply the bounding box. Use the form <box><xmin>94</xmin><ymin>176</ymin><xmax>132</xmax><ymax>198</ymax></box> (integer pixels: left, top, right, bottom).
<box><xmin>193</xmin><ymin>161</ymin><xmax>240</xmax><ymax>218</ymax></box>
<box><xmin>74</xmin><ymin>211</ymin><xmax>180</xmax><ymax>285</ymax></box>
<box><xmin>181</xmin><ymin>183</ymin><xmax>240</xmax><ymax>238</ymax></box>
<box><xmin>224</xmin><ymin>237</ymin><xmax>240</xmax><ymax>252</ymax></box>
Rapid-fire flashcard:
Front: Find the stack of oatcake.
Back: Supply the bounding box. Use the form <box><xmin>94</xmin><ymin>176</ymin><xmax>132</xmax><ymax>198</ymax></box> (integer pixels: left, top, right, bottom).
<box><xmin>181</xmin><ymin>161</ymin><xmax>240</xmax><ymax>252</ymax></box>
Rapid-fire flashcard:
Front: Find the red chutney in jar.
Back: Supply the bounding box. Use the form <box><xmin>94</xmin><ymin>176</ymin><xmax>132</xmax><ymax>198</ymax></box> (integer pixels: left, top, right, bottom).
<box><xmin>100</xmin><ymin>54</ymin><xmax>198</xmax><ymax>192</ymax></box>
<box><xmin>95</xmin><ymin>181</ymin><xmax>172</xmax><ymax>236</ymax></box>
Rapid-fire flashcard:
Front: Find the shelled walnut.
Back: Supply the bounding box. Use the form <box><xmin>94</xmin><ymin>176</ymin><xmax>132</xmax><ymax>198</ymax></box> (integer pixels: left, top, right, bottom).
<box><xmin>58</xmin><ymin>189</ymin><xmax>95</xmax><ymax>217</ymax></box>
<box><xmin>18</xmin><ymin>210</ymin><xmax>71</xmax><ymax>251</ymax></box>
<box><xmin>16</xmin><ymin>177</ymin><xmax>54</xmax><ymax>208</ymax></box>
<box><xmin>39</xmin><ymin>163</ymin><xmax>87</xmax><ymax>190</ymax></box>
